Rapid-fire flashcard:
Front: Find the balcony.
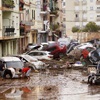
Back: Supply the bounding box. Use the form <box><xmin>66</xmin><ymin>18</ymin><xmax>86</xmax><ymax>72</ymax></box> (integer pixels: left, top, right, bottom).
<box><xmin>3</xmin><ymin>26</ymin><xmax>15</xmax><ymax>37</ymax></box>
<box><xmin>20</xmin><ymin>21</ymin><xmax>31</xmax><ymax>33</ymax></box>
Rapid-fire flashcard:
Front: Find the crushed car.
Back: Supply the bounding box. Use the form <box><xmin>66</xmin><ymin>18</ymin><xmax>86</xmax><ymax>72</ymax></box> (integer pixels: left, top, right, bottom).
<box><xmin>88</xmin><ymin>47</ymin><xmax>100</xmax><ymax>64</ymax></box>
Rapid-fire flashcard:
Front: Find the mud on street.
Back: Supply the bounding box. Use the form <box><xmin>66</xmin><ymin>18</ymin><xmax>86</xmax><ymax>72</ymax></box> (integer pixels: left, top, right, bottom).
<box><xmin>0</xmin><ymin>57</ymin><xmax>100</xmax><ymax>100</ymax></box>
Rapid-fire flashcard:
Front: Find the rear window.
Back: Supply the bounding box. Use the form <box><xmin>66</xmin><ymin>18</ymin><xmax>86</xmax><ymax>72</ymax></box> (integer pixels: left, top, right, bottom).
<box><xmin>6</xmin><ymin>61</ymin><xmax>23</xmax><ymax>69</ymax></box>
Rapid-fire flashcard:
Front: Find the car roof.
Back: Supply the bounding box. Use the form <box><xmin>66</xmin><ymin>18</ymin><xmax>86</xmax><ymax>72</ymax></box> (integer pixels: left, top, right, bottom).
<box><xmin>15</xmin><ymin>54</ymin><xmax>38</xmax><ymax>60</ymax></box>
<box><xmin>29</xmin><ymin>50</ymin><xmax>51</xmax><ymax>53</ymax></box>
<box><xmin>0</xmin><ymin>56</ymin><xmax>21</xmax><ymax>62</ymax></box>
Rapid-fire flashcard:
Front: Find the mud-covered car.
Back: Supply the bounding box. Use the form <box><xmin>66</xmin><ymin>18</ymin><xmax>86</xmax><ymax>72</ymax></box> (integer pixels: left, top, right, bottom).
<box><xmin>0</xmin><ymin>56</ymin><xmax>24</xmax><ymax>78</ymax></box>
<box><xmin>81</xmin><ymin>47</ymin><xmax>96</xmax><ymax>59</ymax></box>
<box><xmin>88</xmin><ymin>48</ymin><xmax>100</xmax><ymax>64</ymax></box>
<box><xmin>46</xmin><ymin>45</ymin><xmax>66</xmax><ymax>59</ymax></box>
<box><xmin>88</xmin><ymin>64</ymin><xmax>100</xmax><ymax>85</ymax></box>
<box><xmin>13</xmin><ymin>54</ymin><xmax>46</xmax><ymax>70</ymax></box>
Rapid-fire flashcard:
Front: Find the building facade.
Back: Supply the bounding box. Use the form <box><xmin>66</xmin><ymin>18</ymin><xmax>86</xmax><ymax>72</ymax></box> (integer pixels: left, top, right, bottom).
<box><xmin>65</xmin><ymin>0</ymin><xmax>100</xmax><ymax>39</ymax></box>
<box><xmin>0</xmin><ymin>0</ymin><xmax>20</xmax><ymax>56</ymax></box>
<box><xmin>0</xmin><ymin>0</ymin><xmax>64</xmax><ymax>56</ymax></box>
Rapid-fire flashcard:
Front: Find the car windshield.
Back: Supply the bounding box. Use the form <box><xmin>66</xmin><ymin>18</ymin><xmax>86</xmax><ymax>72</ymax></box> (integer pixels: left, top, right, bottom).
<box><xmin>6</xmin><ymin>61</ymin><xmax>24</xmax><ymax>68</ymax></box>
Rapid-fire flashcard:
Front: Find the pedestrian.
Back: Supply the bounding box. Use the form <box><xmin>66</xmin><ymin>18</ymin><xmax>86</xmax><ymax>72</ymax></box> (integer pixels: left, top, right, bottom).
<box><xmin>19</xmin><ymin>66</ymin><xmax>31</xmax><ymax>79</ymax></box>
<box><xmin>3</xmin><ymin>67</ymin><xmax>16</xmax><ymax>79</ymax></box>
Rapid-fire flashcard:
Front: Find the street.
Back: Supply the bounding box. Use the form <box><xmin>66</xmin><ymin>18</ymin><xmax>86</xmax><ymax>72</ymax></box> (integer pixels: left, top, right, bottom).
<box><xmin>0</xmin><ymin>65</ymin><xmax>100</xmax><ymax>100</ymax></box>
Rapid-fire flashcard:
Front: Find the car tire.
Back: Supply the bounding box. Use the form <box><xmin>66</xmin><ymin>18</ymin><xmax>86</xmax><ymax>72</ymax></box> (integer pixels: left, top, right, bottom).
<box><xmin>88</xmin><ymin>75</ymin><xmax>96</xmax><ymax>85</ymax></box>
<box><xmin>4</xmin><ymin>73</ymin><xmax>12</xmax><ymax>79</ymax></box>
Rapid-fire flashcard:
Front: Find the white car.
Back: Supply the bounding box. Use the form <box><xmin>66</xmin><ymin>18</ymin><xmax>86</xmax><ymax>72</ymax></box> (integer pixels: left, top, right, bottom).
<box><xmin>74</xmin><ymin>42</ymin><xmax>93</xmax><ymax>50</ymax></box>
<box><xmin>26</xmin><ymin>50</ymin><xmax>53</xmax><ymax>60</ymax></box>
<box><xmin>0</xmin><ymin>56</ymin><xmax>24</xmax><ymax>78</ymax></box>
<box><xmin>13</xmin><ymin>54</ymin><xmax>46</xmax><ymax>70</ymax></box>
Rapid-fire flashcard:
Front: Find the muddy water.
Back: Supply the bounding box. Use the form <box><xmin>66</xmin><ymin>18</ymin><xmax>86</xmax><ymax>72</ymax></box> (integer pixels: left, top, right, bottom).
<box><xmin>0</xmin><ymin>69</ymin><xmax>100</xmax><ymax>100</ymax></box>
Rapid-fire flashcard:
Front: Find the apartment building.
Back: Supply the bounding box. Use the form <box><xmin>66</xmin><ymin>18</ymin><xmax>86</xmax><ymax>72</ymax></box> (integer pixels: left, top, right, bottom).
<box><xmin>37</xmin><ymin>0</ymin><xmax>50</xmax><ymax>43</ymax></box>
<box><xmin>49</xmin><ymin>0</ymin><xmax>63</xmax><ymax>41</ymax></box>
<box><xmin>19</xmin><ymin>0</ymin><xmax>37</xmax><ymax>53</ymax></box>
<box><xmin>0</xmin><ymin>0</ymin><xmax>20</xmax><ymax>56</ymax></box>
<box><xmin>65</xmin><ymin>0</ymin><xmax>100</xmax><ymax>39</ymax></box>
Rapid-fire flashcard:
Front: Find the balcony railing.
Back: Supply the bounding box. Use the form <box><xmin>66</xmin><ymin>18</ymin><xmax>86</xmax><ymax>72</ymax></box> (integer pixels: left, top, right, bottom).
<box><xmin>3</xmin><ymin>26</ymin><xmax>15</xmax><ymax>37</ymax></box>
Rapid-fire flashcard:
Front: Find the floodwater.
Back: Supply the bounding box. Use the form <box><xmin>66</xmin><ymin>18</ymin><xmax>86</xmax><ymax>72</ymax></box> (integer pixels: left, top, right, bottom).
<box><xmin>0</xmin><ymin>69</ymin><xmax>100</xmax><ymax>100</ymax></box>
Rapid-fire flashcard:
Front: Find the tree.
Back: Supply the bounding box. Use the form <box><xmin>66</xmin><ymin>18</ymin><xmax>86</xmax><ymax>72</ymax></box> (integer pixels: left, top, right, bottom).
<box><xmin>84</xmin><ymin>22</ymin><xmax>99</xmax><ymax>32</ymax></box>
<box><xmin>2</xmin><ymin>0</ymin><xmax>15</xmax><ymax>8</ymax></box>
<box><xmin>72</xmin><ymin>26</ymin><xmax>80</xmax><ymax>33</ymax></box>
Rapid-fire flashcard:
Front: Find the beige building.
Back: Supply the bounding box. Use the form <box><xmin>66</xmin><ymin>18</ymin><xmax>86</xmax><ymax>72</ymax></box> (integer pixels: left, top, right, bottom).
<box><xmin>0</xmin><ymin>0</ymin><xmax>20</xmax><ymax>56</ymax></box>
<box><xmin>49</xmin><ymin>0</ymin><xmax>63</xmax><ymax>41</ymax></box>
<box><xmin>65</xmin><ymin>0</ymin><xmax>100</xmax><ymax>40</ymax></box>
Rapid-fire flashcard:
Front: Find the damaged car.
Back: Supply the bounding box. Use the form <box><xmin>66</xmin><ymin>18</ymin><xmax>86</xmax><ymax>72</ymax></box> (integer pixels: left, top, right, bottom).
<box><xmin>88</xmin><ymin>48</ymin><xmax>100</xmax><ymax>64</ymax></box>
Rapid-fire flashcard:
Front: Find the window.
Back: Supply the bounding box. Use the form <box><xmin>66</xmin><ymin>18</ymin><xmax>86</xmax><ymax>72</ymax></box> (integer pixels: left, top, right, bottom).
<box><xmin>76</xmin><ymin>14</ymin><xmax>78</xmax><ymax>17</ymax></box>
<box><xmin>63</xmin><ymin>2</ymin><xmax>65</xmax><ymax>6</ymax></box>
<box><xmin>90</xmin><ymin>6</ymin><xmax>93</xmax><ymax>10</ymax></box>
<box><xmin>63</xmin><ymin>18</ymin><xmax>66</xmax><ymax>21</ymax></box>
<box><xmin>90</xmin><ymin>0</ymin><xmax>93</xmax><ymax>2</ymax></box>
<box><xmin>97</xmin><ymin>7</ymin><xmax>100</xmax><ymax>10</ymax></box>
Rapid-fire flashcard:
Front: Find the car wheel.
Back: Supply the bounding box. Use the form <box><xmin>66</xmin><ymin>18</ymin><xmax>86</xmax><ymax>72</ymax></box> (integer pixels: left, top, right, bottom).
<box><xmin>88</xmin><ymin>75</ymin><xmax>96</xmax><ymax>85</ymax></box>
<box><xmin>5</xmin><ymin>73</ymin><xmax>12</xmax><ymax>79</ymax></box>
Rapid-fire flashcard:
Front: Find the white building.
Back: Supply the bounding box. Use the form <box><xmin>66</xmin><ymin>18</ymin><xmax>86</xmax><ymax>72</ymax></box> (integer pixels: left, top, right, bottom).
<box><xmin>0</xmin><ymin>0</ymin><xmax>20</xmax><ymax>56</ymax></box>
